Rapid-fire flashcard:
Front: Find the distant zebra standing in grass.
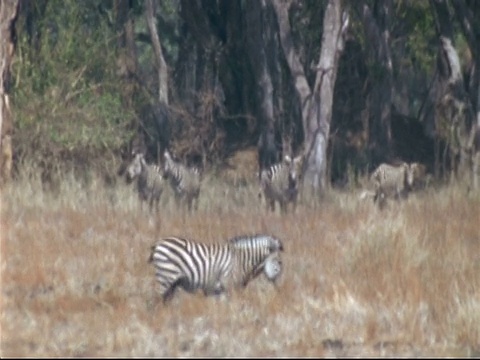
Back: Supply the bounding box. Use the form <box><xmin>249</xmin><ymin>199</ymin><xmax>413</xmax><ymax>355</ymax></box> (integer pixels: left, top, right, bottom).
<box><xmin>125</xmin><ymin>152</ymin><xmax>165</xmax><ymax>213</ymax></box>
<box><xmin>149</xmin><ymin>234</ymin><xmax>284</xmax><ymax>303</ymax></box>
<box><xmin>360</xmin><ymin>162</ymin><xmax>415</xmax><ymax>209</ymax></box>
<box><xmin>163</xmin><ymin>150</ymin><xmax>201</xmax><ymax>211</ymax></box>
<box><xmin>259</xmin><ymin>155</ymin><xmax>303</xmax><ymax>213</ymax></box>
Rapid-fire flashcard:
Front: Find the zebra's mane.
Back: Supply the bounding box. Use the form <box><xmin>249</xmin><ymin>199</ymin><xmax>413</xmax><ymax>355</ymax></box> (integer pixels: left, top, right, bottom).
<box><xmin>228</xmin><ymin>234</ymin><xmax>279</xmax><ymax>250</ymax></box>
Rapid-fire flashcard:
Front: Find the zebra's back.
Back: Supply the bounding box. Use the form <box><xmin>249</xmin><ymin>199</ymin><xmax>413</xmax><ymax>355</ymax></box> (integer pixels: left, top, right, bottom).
<box><xmin>371</xmin><ymin>162</ymin><xmax>412</xmax><ymax>196</ymax></box>
<box><xmin>368</xmin><ymin>162</ymin><xmax>415</xmax><ymax>208</ymax></box>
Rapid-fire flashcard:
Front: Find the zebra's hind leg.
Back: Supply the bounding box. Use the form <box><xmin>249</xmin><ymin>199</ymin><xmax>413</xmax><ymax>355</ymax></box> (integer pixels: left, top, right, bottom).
<box><xmin>161</xmin><ymin>277</ymin><xmax>186</xmax><ymax>304</ymax></box>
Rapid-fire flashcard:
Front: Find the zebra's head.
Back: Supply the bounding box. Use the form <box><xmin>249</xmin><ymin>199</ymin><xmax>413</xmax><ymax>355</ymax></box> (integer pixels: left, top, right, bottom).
<box><xmin>268</xmin><ymin>235</ymin><xmax>284</xmax><ymax>252</ymax></box>
<box><xmin>263</xmin><ymin>253</ymin><xmax>283</xmax><ymax>282</ymax></box>
<box><xmin>408</xmin><ymin>162</ymin><xmax>427</xmax><ymax>189</ymax></box>
<box><xmin>284</xmin><ymin>155</ymin><xmax>303</xmax><ymax>190</ymax></box>
<box><xmin>126</xmin><ymin>152</ymin><xmax>145</xmax><ymax>183</ymax></box>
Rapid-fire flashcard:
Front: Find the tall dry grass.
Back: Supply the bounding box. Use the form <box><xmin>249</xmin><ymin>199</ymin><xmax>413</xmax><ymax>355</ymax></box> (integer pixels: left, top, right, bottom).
<box><xmin>1</xmin><ymin>166</ymin><xmax>479</xmax><ymax>357</ymax></box>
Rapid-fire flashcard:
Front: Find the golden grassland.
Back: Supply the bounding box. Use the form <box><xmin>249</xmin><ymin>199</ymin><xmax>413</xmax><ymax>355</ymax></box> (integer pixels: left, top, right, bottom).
<box><xmin>1</xmin><ymin>168</ymin><xmax>480</xmax><ymax>357</ymax></box>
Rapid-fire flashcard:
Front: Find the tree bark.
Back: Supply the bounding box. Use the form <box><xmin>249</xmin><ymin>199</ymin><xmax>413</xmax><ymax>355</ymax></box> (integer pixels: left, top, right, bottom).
<box><xmin>272</xmin><ymin>0</ymin><xmax>348</xmax><ymax>198</ymax></box>
<box><xmin>0</xmin><ymin>0</ymin><xmax>19</xmax><ymax>185</ymax></box>
<box><xmin>354</xmin><ymin>0</ymin><xmax>394</xmax><ymax>167</ymax></box>
<box><xmin>245</xmin><ymin>0</ymin><xmax>279</xmax><ymax>171</ymax></box>
<box><xmin>431</xmin><ymin>0</ymin><xmax>473</xmax><ymax>183</ymax></box>
<box><xmin>145</xmin><ymin>0</ymin><xmax>169</xmax><ymax>105</ymax></box>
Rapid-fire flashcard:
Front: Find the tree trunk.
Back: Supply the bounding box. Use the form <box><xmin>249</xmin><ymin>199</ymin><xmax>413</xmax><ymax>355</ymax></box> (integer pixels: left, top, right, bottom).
<box><xmin>0</xmin><ymin>0</ymin><xmax>19</xmax><ymax>185</ymax></box>
<box><xmin>431</xmin><ymin>0</ymin><xmax>473</xmax><ymax>183</ymax></box>
<box><xmin>355</xmin><ymin>0</ymin><xmax>394</xmax><ymax>167</ymax></box>
<box><xmin>145</xmin><ymin>0</ymin><xmax>169</xmax><ymax>105</ymax></box>
<box><xmin>272</xmin><ymin>0</ymin><xmax>349</xmax><ymax>199</ymax></box>
<box><xmin>244</xmin><ymin>0</ymin><xmax>279</xmax><ymax>171</ymax></box>
<box><xmin>451</xmin><ymin>0</ymin><xmax>480</xmax><ymax>189</ymax></box>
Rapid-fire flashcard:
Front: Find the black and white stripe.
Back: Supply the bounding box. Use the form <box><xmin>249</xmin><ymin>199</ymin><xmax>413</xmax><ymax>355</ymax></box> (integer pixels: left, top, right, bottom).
<box><xmin>259</xmin><ymin>155</ymin><xmax>303</xmax><ymax>213</ymax></box>
<box><xmin>125</xmin><ymin>152</ymin><xmax>164</xmax><ymax>213</ymax></box>
<box><xmin>368</xmin><ymin>162</ymin><xmax>415</xmax><ymax>208</ymax></box>
<box><xmin>163</xmin><ymin>150</ymin><xmax>201</xmax><ymax>211</ymax></box>
<box><xmin>149</xmin><ymin>234</ymin><xmax>284</xmax><ymax>303</ymax></box>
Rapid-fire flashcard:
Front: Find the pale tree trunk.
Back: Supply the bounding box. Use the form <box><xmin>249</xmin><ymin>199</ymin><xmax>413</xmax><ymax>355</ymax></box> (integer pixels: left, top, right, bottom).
<box><xmin>450</xmin><ymin>0</ymin><xmax>480</xmax><ymax>190</ymax></box>
<box><xmin>431</xmin><ymin>0</ymin><xmax>473</xmax><ymax>184</ymax></box>
<box><xmin>145</xmin><ymin>0</ymin><xmax>169</xmax><ymax>105</ymax></box>
<box><xmin>0</xmin><ymin>0</ymin><xmax>19</xmax><ymax>185</ymax></box>
<box><xmin>272</xmin><ymin>0</ymin><xmax>349</xmax><ymax>199</ymax></box>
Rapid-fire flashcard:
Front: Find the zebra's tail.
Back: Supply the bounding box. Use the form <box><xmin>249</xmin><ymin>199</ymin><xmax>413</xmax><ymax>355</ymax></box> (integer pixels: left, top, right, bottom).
<box><xmin>148</xmin><ymin>245</ymin><xmax>158</xmax><ymax>263</ymax></box>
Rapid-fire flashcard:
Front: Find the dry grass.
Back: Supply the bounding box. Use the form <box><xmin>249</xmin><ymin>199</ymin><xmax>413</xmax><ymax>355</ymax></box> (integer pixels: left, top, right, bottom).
<box><xmin>1</xmin><ymin>168</ymin><xmax>480</xmax><ymax>357</ymax></box>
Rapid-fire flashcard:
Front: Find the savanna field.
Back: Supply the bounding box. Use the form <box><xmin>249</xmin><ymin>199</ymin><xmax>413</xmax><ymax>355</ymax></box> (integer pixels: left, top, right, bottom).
<box><xmin>1</xmin><ymin>163</ymin><xmax>480</xmax><ymax>357</ymax></box>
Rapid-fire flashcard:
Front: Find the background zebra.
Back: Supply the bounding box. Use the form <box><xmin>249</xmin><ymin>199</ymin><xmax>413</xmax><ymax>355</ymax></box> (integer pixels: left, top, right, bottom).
<box><xmin>149</xmin><ymin>234</ymin><xmax>284</xmax><ymax>303</ymax></box>
<box><xmin>361</xmin><ymin>162</ymin><xmax>416</xmax><ymax>209</ymax></box>
<box><xmin>125</xmin><ymin>152</ymin><xmax>165</xmax><ymax>213</ymax></box>
<box><xmin>163</xmin><ymin>150</ymin><xmax>201</xmax><ymax>211</ymax></box>
<box><xmin>259</xmin><ymin>155</ymin><xmax>303</xmax><ymax>213</ymax></box>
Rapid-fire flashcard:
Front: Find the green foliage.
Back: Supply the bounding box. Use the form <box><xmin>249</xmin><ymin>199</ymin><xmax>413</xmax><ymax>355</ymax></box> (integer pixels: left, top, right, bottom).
<box><xmin>395</xmin><ymin>0</ymin><xmax>436</xmax><ymax>75</ymax></box>
<box><xmin>12</xmin><ymin>0</ymin><xmax>134</xmax><ymax>174</ymax></box>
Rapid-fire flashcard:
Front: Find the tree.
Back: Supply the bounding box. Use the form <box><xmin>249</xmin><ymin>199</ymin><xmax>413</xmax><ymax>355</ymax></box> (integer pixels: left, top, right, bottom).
<box><xmin>244</xmin><ymin>0</ymin><xmax>280</xmax><ymax>171</ymax></box>
<box><xmin>0</xmin><ymin>0</ymin><xmax>20</xmax><ymax>185</ymax></box>
<box><xmin>353</xmin><ymin>0</ymin><xmax>394</xmax><ymax>167</ymax></box>
<box><xmin>145</xmin><ymin>0</ymin><xmax>169</xmax><ymax>105</ymax></box>
<box><xmin>430</xmin><ymin>0</ymin><xmax>473</xmax><ymax>183</ymax></box>
<box><xmin>272</xmin><ymin>0</ymin><xmax>349</xmax><ymax>198</ymax></box>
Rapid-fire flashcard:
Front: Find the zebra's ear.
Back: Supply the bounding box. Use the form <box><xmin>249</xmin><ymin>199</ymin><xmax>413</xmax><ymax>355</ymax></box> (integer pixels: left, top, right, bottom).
<box><xmin>284</xmin><ymin>155</ymin><xmax>292</xmax><ymax>163</ymax></box>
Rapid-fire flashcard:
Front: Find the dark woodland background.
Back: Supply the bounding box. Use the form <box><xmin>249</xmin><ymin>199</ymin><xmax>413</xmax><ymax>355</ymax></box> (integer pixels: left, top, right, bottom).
<box><xmin>1</xmin><ymin>0</ymin><xmax>479</xmax><ymax>193</ymax></box>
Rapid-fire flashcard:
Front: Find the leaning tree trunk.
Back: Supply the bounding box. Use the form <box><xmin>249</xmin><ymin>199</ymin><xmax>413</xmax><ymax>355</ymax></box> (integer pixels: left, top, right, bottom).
<box><xmin>145</xmin><ymin>0</ymin><xmax>169</xmax><ymax>106</ymax></box>
<box><xmin>0</xmin><ymin>0</ymin><xmax>19</xmax><ymax>186</ymax></box>
<box><xmin>431</xmin><ymin>0</ymin><xmax>473</xmax><ymax>184</ymax></box>
<box><xmin>451</xmin><ymin>0</ymin><xmax>480</xmax><ymax>190</ymax></box>
<box><xmin>272</xmin><ymin>0</ymin><xmax>349</xmax><ymax>199</ymax></box>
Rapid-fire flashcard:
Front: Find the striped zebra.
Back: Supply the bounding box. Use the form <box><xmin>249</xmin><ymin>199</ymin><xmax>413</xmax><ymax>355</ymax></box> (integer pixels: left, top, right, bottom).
<box><xmin>163</xmin><ymin>150</ymin><xmax>201</xmax><ymax>211</ymax></box>
<box><xmin>125</xmin><ymin>152</ymin><xmax>165</xmax><ymax>213</ymax></box>
<box><xmin>360</xmin><ymin>162</ymin><xmax>415</xmax><ymax>209</ymax></box>
<box><xmin>259</xmin><ymin>155</ymin><xmax>303</xmax><ymax>213</ymax></box>
<box><xmin>149</xmin><ymin>234</ymin><xmax>284</xmax><ymax>303</ymax></box>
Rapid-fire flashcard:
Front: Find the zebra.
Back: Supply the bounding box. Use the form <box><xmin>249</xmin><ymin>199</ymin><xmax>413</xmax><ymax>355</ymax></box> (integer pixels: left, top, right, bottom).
<box><xmin>148</xmin><ymin>234</ymin><xmax>284</xmax><ymax>303</ymax></box>
<box><xmin>163</xmin><ymin>150</ymin><xmax>201</xmax><ymax>211</ymax></box>
<box><xmin>259</xmin><ymin>155</ymin><xmax>303</xmax><ymax>213</ymax></box>
<box><xmin>125</xmin><ymin>152</ymin><xmax>165</xmax><ymax>213</ymax></box>
<box><xmin>360</xmin><ymin>162</ymin><xmax>415</xmax><ymax>209</ymax></box>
